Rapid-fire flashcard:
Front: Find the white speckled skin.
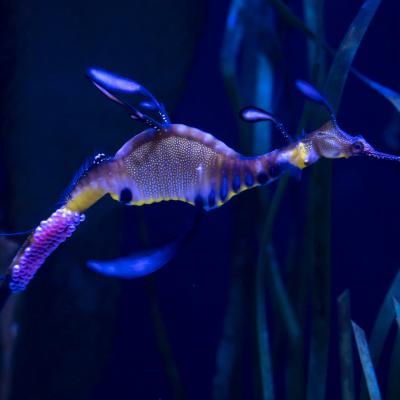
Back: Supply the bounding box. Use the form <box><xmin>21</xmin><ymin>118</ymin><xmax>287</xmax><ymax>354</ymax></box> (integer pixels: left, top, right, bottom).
<box><xmin>111</xmin><ymin>124</ymin><xmax>285</xmax><ymax>209</ymax></box>
<box><xmin>66</xmin><ymin>124</ymin><xmax>289</xmax><ymax>212</ymax></box>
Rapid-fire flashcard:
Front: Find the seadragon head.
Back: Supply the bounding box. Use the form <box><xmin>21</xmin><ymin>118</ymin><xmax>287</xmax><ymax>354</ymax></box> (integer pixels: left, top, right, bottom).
<box><xmin>303</xmin><ymin>121</ymin><xmax>400</xmax><ymax>163</ymax></box>
<box><xmin>241</xmin><ymin>80</ymin><xmax>400</xmax><ymax>169</ymax></box>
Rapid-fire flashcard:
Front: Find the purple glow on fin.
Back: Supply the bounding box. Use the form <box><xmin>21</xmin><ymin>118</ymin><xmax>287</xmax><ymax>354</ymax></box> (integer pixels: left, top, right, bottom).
<box><xmin>87</xmin><ymin>67</ymin><xmax>170</xmax><ymax>130</ymax></box>
<box><xmin>88</xmin><ymin>68</ymin><xmax>141</xmax><ymax>93</ymax></box>
<box><xmin>240</xmin><ymin>106</ymin><xmax>277</xmax><ymax>123</ymax></box>
<box><xmin>240</xmin><ymin>106</ymin><xmax>293</xmax><ymax>143</ymax></box>
<box><xmin>87</xmin><ymin>240</ymin><xmax>181</xmax><ymax>279</ymax></box>
<box><xmin>295</xmin><ymin>80</ymin><xmax>327</xmax><ymax>104</ymax></box>
<box><xmin>139</xmin><ymin>101</ymin><xmax>157</xmax><ymax>110</ymax></box>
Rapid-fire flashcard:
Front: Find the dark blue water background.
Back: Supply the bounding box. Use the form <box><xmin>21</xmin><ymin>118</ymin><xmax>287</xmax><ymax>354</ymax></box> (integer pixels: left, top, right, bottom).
<box><xmin>2</xmin><ymin>1</ymin><xmax>400</xmax><ymax>399</ymax></box>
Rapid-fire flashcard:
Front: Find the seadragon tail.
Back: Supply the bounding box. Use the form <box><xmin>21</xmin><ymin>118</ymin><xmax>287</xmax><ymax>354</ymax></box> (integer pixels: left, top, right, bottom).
<box><xmin>8</xmin><ymin>208</ymin><xmax>85</xmax><ymax>292</ymax></box>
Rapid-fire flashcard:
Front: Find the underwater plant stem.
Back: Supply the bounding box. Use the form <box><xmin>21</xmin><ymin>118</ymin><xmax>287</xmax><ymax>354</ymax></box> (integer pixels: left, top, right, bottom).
<box><xmin>394</xmin><ymin>297</ymin><xmax>400</xmax><ymax>329</ymax></box>
<box><xmin>267</xmin><ymin>0</ymin><xmax>400</xmax><ymax>113</ymax></box>
<box><xmin>303</xmin><ymin>0</ymin><xmax>325</xmax><ymax>76</ymax></box>
<box><xmin>352</xmin><ymin>322</ymin><xmax>382</xmax><ymax>400</ymax></box>
<box><xmin>217</xmin><ymin>6</ymin><xmax>250</xmax><ymax>389</ymax></box>
<box><xmin>212</xmin><ymin>241</ymin><xmax>247</xmax><ymax>400</ymax></box>
<box><xmin>386</xmin><ymin>298</ymin><xmax>400</xmax><ymax>397</ymax></box>
<box><xmin>337</xmin><ymin>290</ymin><xmax>355</xmax><ymax>400</ymax></box>
<box><xmin>220</xmin><ymin>0</ymin><xmax>245</xmax><ymax>120</ymax></box>
<box><xmin>146</xmin><ymin>276</ymin><xmax>186</xmax><ymax>400</ymax></box>
<box><xmin>0</xmin><ymin>295</ymin><xmax>18</xmax><ymax>400</ymax></box>
<box><xmin>214</xmin><ymin>36</ymin><xmax>248</xmax><ymax>400</ymax></box>
<box><xmin>258</xmin><ymin>174</ymin><xmax>301</xmax><ymax>347</ymax></box>
<box><xmin>259</xmin><ymin>243</ymin><xmax>303</xmax><ymax>400</ymax></box>
<box><xmin>215</xmin><ymin>1</ymin><xmax>276</xmax><ymax>398</ymax></box>
<box><xmin>262</xmin><ymin>175</ymin><xmax>289</xmax><ymax>244</ymax></box>
<box><xmin>249</xmin><ymin>9</ymin><xmax>277</xmax><ymax>396</ymax></box>
<box><xmin>135</xmin><ymin>210</ymin><xmax>186</xmax><ymax>400</ymax></box>
<box><xmin>304</xmin><ymin>2</ymin><xmax>331</xmax><ymax>398</ymax></box>
<box><xmin>386</xmin><ymin>328</ymin><xmax>400</xmax><ymax>399</ymax></box>
<box><xmin>361</xmin><ymin>270</ymin><xmax>400</xmax><ymax>399</ymax></box>
<box><xmin>255</xmin><ymin>245</ymin><xmax>275</xmax><ymax>400</ymax></box>
<box><xmin>306</xmin><ymin>161</ymin><xmax>332</xmax><ymax>400</ymax></box>
<box><xmin>368</xmin><ymin>270</ymin><xmax>400</xmax><ymax>366</ymax></box>
<box><xmin>256</xmin><ymin>176</ymin><xmax>302</xmax><ymax>399</ymax></box>
<box><xmin>324</xmin><ymin>0</ymin><xmax>382</xmax><ymax>111</ymax></box>
<box><xmin>306</xmin><ymin>0</ymin><xmax>382</xmax><ymax>397</ymax></box>
<box><xmin>265</xmin><ymin>245</ymin><xmax>301</xmax><ymax>348</ymax></box>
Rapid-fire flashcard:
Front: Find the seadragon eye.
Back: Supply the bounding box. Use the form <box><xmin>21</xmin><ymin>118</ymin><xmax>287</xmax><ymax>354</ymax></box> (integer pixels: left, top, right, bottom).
<box><xmin>351</xmin><ymin>140</ymin><xmax>364</xmax><ymax>153</ymax></box>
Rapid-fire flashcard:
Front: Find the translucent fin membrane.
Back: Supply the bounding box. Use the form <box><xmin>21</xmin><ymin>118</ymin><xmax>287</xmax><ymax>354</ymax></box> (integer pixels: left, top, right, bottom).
<box><xmin>87</xmin><ymin>68</ymin><xmax>170</xmax><ymax>129</ymax></box>
<box><xmin>87</xmin><ymin>239</ymin><xmax>180</xmax><ymax>279</ymax></box>
<box><xmin>87</xmin><ymin>210</ymin><xmax>203</xmax><ymax>279</ymax></box>
<box><xmin>9</xmin><ymin>208</ymin><xmax>85</xmax><ymax>292</ymax></box>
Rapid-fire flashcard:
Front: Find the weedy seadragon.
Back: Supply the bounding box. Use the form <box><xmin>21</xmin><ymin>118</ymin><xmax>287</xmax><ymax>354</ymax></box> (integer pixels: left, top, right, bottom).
<box><xmin>3</xmin><ymin>68</ymin><xmax>399</xmax><ymax>300</ymax></box>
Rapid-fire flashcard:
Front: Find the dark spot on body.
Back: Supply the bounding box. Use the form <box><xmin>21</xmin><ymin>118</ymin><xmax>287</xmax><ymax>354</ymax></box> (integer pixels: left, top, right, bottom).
<box><xmin>232</xmin><ymin>174</ymin><xmax>241</xmax><ymax>193</ymax></box>
<box><xmin>119</xmin><ymin>188</ymin><xmax>133</xmax><ymax>204</ymax></box>
<box><xmin>257</xmin><ymin>172</ymin><xmax>269</xmax><ymax>185</ymax></box>
<box><xmin>245</xmin><ymin>171</ymin><xmax>254</xmax><ymax>187</ymax></box>
<box><xmin>220</xmin><ymin>175</ymin><xmax>228</xmax><ymax>202</ymax></box>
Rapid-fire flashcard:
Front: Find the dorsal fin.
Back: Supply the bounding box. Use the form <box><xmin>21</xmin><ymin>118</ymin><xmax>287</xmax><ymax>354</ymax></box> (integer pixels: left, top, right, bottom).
<box><xmin>87</xmin><ymin>68</ymin><xmax>170</xmax><ymax>132</ymax></box>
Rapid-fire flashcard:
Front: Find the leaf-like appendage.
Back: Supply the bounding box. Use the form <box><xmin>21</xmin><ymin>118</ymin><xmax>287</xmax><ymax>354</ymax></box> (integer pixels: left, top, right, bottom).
<box><xmin>87</xmin><ymin>240</ymin><xmax>180</xmax><ymax>279</ymax></box>
<box><xmin>325</xmin><ymin>0</ymin><xmax>382</xmax><ymax>111</ymax></box>
<box><xmin>240</xmin><ymin>106</ymin><xmax>277</xmax><ymax>123</ymax></box>
<box><xmin>87</xmin><ymin>67</ymin><xmax>170</xmax><ymax>129</ymax></box>
<box><xmin>352</xmin><ymin>321</ymin><xmax>382</xmax><ymax>400</ymax></box>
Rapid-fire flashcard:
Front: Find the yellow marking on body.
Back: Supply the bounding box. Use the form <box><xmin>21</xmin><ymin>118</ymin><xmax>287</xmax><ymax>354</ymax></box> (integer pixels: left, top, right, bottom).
<box><xmin>227</xmin><ymin>190</ymin><xmax>238</xmax><ymax>201</ymax></box>
<box><xmin>66</xmin><ymin>188</ymin><xmax>106</xmax><ymax>213</ymax></box>
<box><xmin>217</xmin><ymin>188</ymin><xmax>249</xmax><ymax>207</ymax></box>
<box><xmin>132</xmin><ymin>196</ymin><xmax>190</xmax><ymax>207</ymax></box>
<box><xmin>290</xmin><ymin>142</ymin><xmax>308</xmax><ymax>169</ymax></box>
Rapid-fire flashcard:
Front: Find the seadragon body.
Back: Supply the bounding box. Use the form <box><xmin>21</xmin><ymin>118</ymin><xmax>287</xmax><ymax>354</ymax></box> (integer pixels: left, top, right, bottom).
<box><xmin>66</xmin><ymin>124</ymin><xmax>288</xmax><ymax>213</ymax></box>
<box><xmin>5</xmin><ymin>69</ymin><xmax>400</xmax><ymax>295</ymax></box>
